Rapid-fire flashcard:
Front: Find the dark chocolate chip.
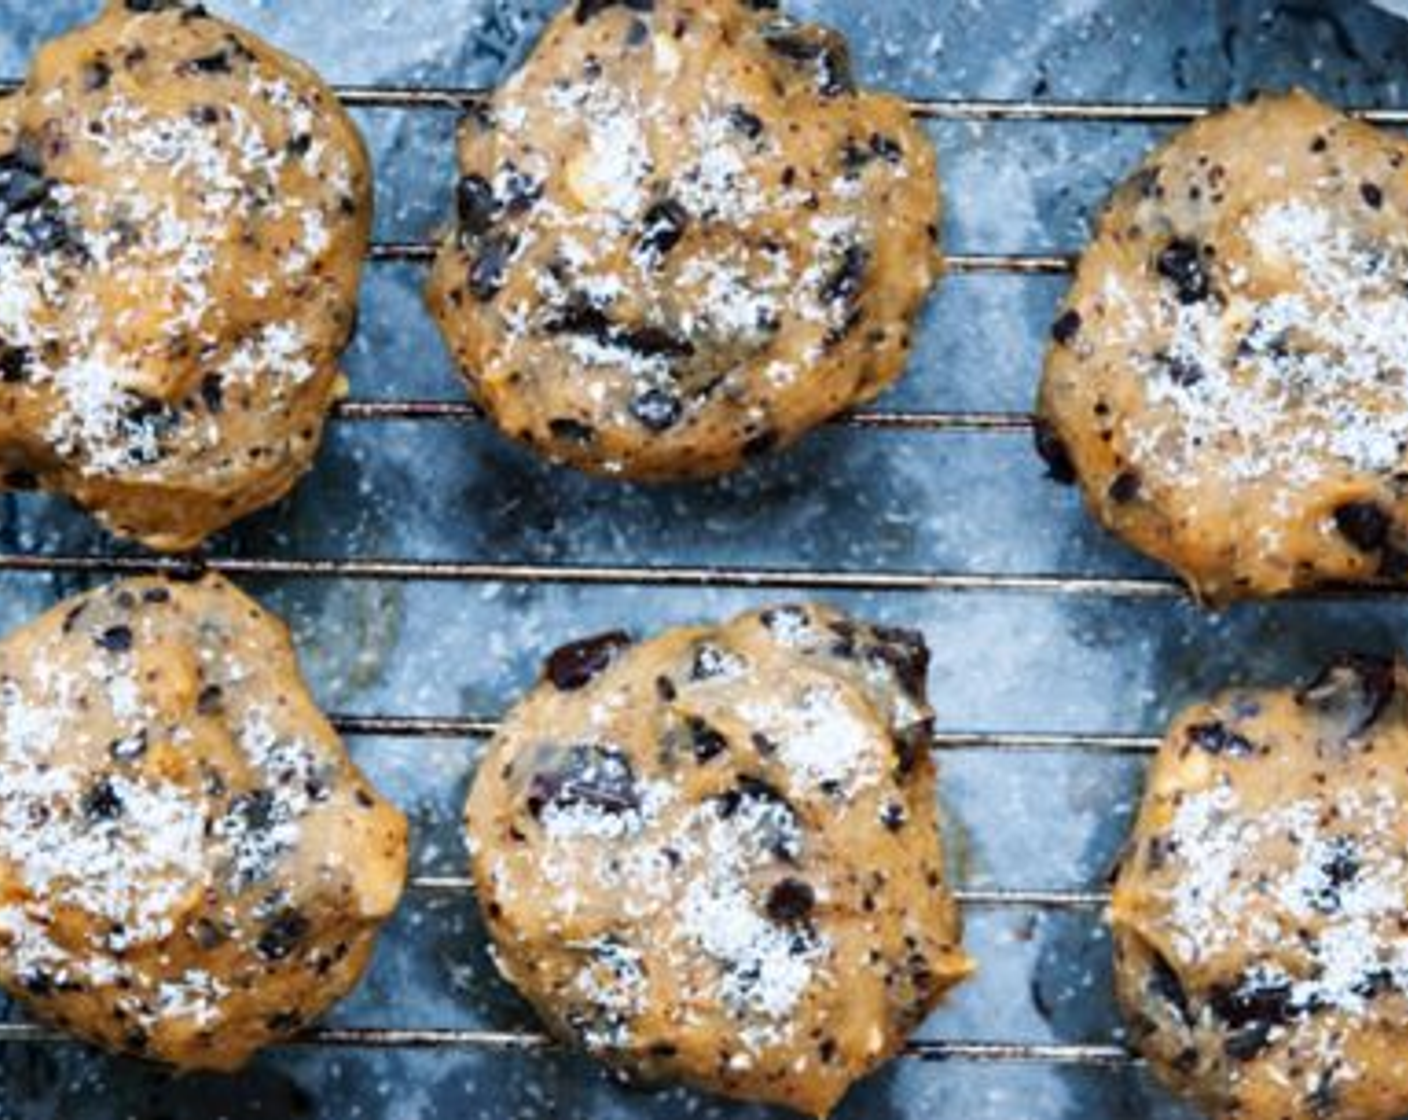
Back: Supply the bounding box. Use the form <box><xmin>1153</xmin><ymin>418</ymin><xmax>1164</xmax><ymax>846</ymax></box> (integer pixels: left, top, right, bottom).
<box><xmin>197</xmin><ymin>684</ymin><xmax>225</xmax><ymax>716</ymax></box>
<box><xmin>1163</xmin><ymin>354</ymin><xmax>1205</xmax><ymax>387</ymax></box>
<box><xmin>638</xmin><ymin>198</ymin><xmax>689</xmax><ymax>261</ymax></box>
<box><xmin>1051</xmin><ymin>309</ymin><xmax>1082</xmax><ymax>345</ymax></box>
<box><xmin>0</xmin><ymin>344</ymin><xmax>31</xmax><ymax>383</ymax></box>
<box><xmin>545</xmin><ymin>631</ymin><xmax>633</xmax><ymax>691</ymax></box>
<box><xmin>1033</xmin><ymin>418</ymin><xmax>1077</xmax><ymax>485</ymax></box>
<box><xmin>1311</xmin><ymin>836</ymin><xmax>1359</xmax><ymax>914</ymax></box>
<box><xmin>199</xmin><ymin>373</ymin><xmax>224</xmax><ymax>414</ymax></box>
<box><xmin>526</xmin><ymin>744</ymin><xmax>640</xmax><ymax>818</ymax></box>
<box><xmin>1334</xmin><ymin>501</ymin><xmax>1390</xmax><ymax>552</ymax></box>
<box><xmin>1186</xmin><ymin>720</ymin><xmax>1256</xmax><ymax>757</ymax></box>
<box><xmin>1108</xmin><ymin>470</ymin><xmax>1141</xmax><ymax>504</ymax></box>
<box><xmin>82</xmin><ymin>59</ymin><xmax>112</xmax><ymax>92</ymax></box>
<box><xmin>95</xmin><ymin>625</ymin><xmax>134</xmax><ymax>653</ymax></box>
<box><xmin>1156</xmin><ymin>238</ymin><xmax>1211</xmax><ymax>305</ymax></box>
<box><xmin>630</xmin><ymin>386</ymin><xmax>683</xmax><ymax>432</ymax></box>
<box><xmin>456</xmin><ymin>174</ymin><xmax>496</xmax><ymax>238</ymax></box>
<box><xmin>761</xmin><ymin>24</ymin><xmax>855</xmax><ymax>97</ymax></box>
<box><xmin>82</xmin><ymin>778</ymin><xmax>125</xmax><ymax>822</ymax></box>
<box><xmin>548</xmin><ymin>417</ymin><xmax>596</xmax><ymax>445</ymax></box>
<box><xmin>1209</xmin><ymin>975</ymin><xmax>1298</xmax><ymax>1060</ymax></box>
<box><xmin>1146</xmin><ymin>948</ymin><xmax>1191</xmax><ymax>1024</ymax></box>
<box><xmin>820</xmin><ymin>244</ymin><xmax>868</xmax><ymax>306</ymax></box>
<box><xmin>684</xmin><ymin>717</ymin><xmax>728</xmax><ymax>763</ymax></box>
<box><xmin>1361</xmin><ymin>182</ymin><xmax>1384</xmax><ymax>209</ymax></box>
<box><xmin>765</xmin><ymin>878</ymin><xmax>815</xmax><ymax>923</ymax></box>
<box><xmin>868</xmin><ymin>625</ymin><xmax>930</xmax><ymax>699</ymax></box>
<box><xmin>256</xmin><ymin>910</ymin><xmax>311</xmax><ymax>962</ymax></box>
<box><xmin>468</xmin><ymin>233</ymin><xmax>516</xmax><ymax>301</ymax></box>
<box><xmin>1298</xmin><ymin>653</ymin><xmax>1397</xmax><ymax>739</ymax></box>
<box><xmin>727</xmin><ymin>105</ymin><xmax>766</xmax><ymax>140</ymax></box>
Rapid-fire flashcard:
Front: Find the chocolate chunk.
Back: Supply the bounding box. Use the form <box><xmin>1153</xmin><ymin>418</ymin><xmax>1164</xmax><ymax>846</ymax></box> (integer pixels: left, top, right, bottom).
<box><xmin>456</xmin><ymin>173</ymin><xmax>496</xmax><ymax>238</ymax></box>
<box><xmin>95</xmin><ymin>625</ymin><xmax>134</xmax><ymax>653</ymax></box>
<box><xmin>630</xmin><ymin>387</ymin><xmax>683</xmax><ymax>432</ymax></box>
<box><xmin>1156</xmin><ymin>238</ymin><xmax>1212</xmax><ymax>305</ymax></box>
<box><xmin>0</xmin><ymin>344</ymin><xmax>31</xmax><ymax>383</ymax></box>
<box><xmin>82</xmin><ymin>778</ymin><xmax>124</xmax><ymax>822</ymax></box>
<box><xmin>197</xmin><ymin>684</ymin><xmax>225</xmax><ymax>716</ymax></box>
<box><xmin>1310</xmin><ymin>836</ymin><xmax>1360</xmax><ymax>914</ymax></box>
<box><xmin>1108</xmin><ymin>470</ymin><xmax>1141</xmax><ymax>504</ymax></box>
<box><xmin>199</xmin><ymin>373</ymin><xmax>224</xmax><ymax>414</ymax></box>
<box><xmin>527</xmin><ymin>744</ymin><xmax>640</xmax><ymax>819</ymax></box>
<box><xmin>1186</xmin><ymin>720</ymin><xmax>1256</xmax><ymax>757</ymax></box>
<box><xmin>761</xmin><ymin>25</ymin><xmax>855</xmax><ymax>97</ymax></box>
<box><xmin>82</xmin><ymin>59</ymin><xmax>113</xmax><ymax>92</ymax></box>
<box><xmin>638</xmin><ymin>198</ymin><xmax>689</xmax><ymax>261</ymax></box>
<box><xmin>1209</xmin><ymin>975</ymin><xmax>1298</xmax><ymax>1060</ymax></box>
<box><xmin>1298</xmin><ymin>653</ymin><xmax>1397</xmax><ymax>739</ymax></box>
<box><xmin>1334</xmin><ymin>501</ymin><xmax>1390</xmax><ymax>552</ymax></box>
<box><xmin>684</xmin><ymin>717</ymin><xmax>729</xmax><ymax>763</ymax></box>
<box><xmin>1361</xmin><ymin>182</ymin><xmax>1384</xmax><ymax>209</ymax></box>
<box><xmin>880</xmin><ymin>802</ymin><xmax>906</xmax><ymax>831</ymax></box>
<box><xmin>1050</xmin><ymin>309</ymin><xmax>1082</xmax><ymax>346</ymax></box>
<box><xmin>575</xmin><ymin>0</ymin><xmax>654</xmax><ymax>23</ymax></box>
<box><xmin>1146</xmin><ymin>949</ymin><xmax>1191</xmax><ymax>1024</ymax></box>
<box><xmin>765</xmin><ymin>878</ymin><xmax>815</xmax><ymax>924</ymax></box>
<box><xmin>468</xmin><ymin>233</ymin><xmax>516</xmax><ymax>301</ymax></box>
<box><xmin>820</xmin><ymin>244</ymin><xmax>868</xmax><ymax>307</ymax></box>
<box><xmin>545</xmin><ymin>631</ymin><xmax>633</xmax><ymax>691</ymax></box>
<box><xmin>548</xmin><ymin>417</ymin><xmax>596</xmax><ymax>445</ymax></box>
<box><xmin>726</xmin><ymin>105</ymin><xmax>765</xmax><ymax>140</ymax></box>
<box><xmin>859</xmin><ymin>630</ymin><xmax>926</xmax><ymax>706</ymax></box>
<box><xmin>256</xmin><ymin>910</ymin><xmax>311</xmax><ymax>962</ymax></box>
<box><xmin>1033</xmin><ymin>418</ymin><xmax>1077</xmax><ymax>485</ymax></box>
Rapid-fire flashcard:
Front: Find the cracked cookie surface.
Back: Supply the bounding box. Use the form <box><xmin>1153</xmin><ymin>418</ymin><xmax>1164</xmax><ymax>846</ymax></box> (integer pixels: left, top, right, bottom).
<box><xmin>1112</xmin><ymin>656</ymin><xmax>1408</xmax><ymax>1120</ymax></box>
<box><xmin>1038</xmin><ymin>90</ymin><xmax>1408</xmax><ymax>603</ymax></box>
<box><xmin>0</xmin><ymin>574</ymin><xmax>407</xmax><ymax>1070</ymax></box>
<box><xmin>428</xmin><ymin>0</ymin><xmax>940</xmax><ymax>480</ymax></box>
<box><xmin>0</xmin><ymin>0</ymin><xmax>371</xmax><ymax>550</ymax></box>
<box><xmin>466</xmin><ymin>604</ymin><xmax>970</xmax><ymax>1116</ymax></box>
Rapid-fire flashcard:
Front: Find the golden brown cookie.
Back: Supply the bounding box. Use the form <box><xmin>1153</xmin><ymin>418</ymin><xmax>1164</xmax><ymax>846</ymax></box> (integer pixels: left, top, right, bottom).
<box><xmin>1111</xmin><ymin>655</ymin><xmax>1408</xmax><ymax>1120</ymax></box>
<box><xmin>0</xmin><ymin>574</ymin><xmax>408</xmax><ymax>1070</ymax></box>
<box><xmin>427</xmin><ymin>0</ymin><xmax>940</xmax><ymax>480</ymax></box>
<box><xmin>1037</xmin><ymin>90</ymin><xmax>1408</xmax><ymax>604</ymax></box>
<box><xmin>0</xmin><ymin>0</ymin><xmax>371</xmax><ymax>551</ymax></box>
<box><xmin>465</xmin><ymin>604</ymin><xmax>971</xmax><ymax>1116</ymax></box>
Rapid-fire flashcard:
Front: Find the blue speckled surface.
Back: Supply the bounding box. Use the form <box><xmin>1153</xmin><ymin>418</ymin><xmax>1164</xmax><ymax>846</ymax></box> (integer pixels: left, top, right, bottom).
<box><xmin>6</xmin><ymin>1</ymin><xmax>1408</xmax><ymax>1117</ymax></box>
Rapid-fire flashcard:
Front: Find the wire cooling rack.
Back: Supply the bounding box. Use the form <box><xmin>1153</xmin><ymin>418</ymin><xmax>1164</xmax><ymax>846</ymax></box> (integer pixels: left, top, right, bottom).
<box><xmin>9</xmin><ymin>78</ymin><xmax>1403</xmax><ymax>1087</ymax></box>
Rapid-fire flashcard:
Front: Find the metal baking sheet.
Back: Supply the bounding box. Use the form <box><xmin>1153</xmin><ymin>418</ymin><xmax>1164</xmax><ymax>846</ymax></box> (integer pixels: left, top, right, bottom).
<box><xmin>6</xmin><ymin>1</ymin><xmax>1408</xmax><ymax>1117</ymax></box>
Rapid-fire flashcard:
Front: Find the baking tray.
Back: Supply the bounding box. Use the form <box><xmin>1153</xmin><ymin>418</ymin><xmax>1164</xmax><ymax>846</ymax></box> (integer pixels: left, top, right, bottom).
<box><xmin>7</xmin><ymin>1</ymin><xmax>1408</xmax><ymax>1117</ymax></box>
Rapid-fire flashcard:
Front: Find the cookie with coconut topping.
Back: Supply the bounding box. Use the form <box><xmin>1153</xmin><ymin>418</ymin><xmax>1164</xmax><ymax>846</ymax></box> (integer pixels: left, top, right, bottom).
<box><xmin>1112</xmin><ymin>655</ymin><xmax>1408</xmax><ymax>1120</ymax></box>
<box><xmin>465</xmin><ymin>604</ymin><xmax>971</xmax><ymax>1116</ymax></box>
<box><xmin>0</xmin><ymin>0</ymin><xmax>371</xmax><ymax>551</ymax></box>
<box><xmin>1037</xmin><ymin>90</ymin><xmax>1408</xmax><ymax>604</ymax></box>
<box><xmin>0</xmin><ymin>574</ymin><xmax>407</xmax><ymax>1070</ymax></box>
<box><xmin>427</xmin><ymin>0</ymin><xmax>940</xmax><ymax>480</ymax></box>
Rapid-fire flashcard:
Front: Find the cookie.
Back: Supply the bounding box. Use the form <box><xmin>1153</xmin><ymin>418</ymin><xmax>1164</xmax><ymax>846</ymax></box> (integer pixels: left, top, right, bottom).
<box><xmin>0</xmin><ymin>0</ymin><xmax>371</xmax><ymax>551</ymax></box>
<box><xmin>465</xmin><ymin>604</ymin><xmax>971</xmax><ymax>1116</ymax></box>
<box><xmin>1111</xmin><ymin>655</ymin><xmax>1408</xmax><ymax>1120</ymax></box>
<box><xmin>427</xmin><ymin>0</ymin><xmax>940</xmax><ymax>480</ymax></box>
<box><xmin>1036</xmin><ymin>90</ymin><xmax>1408</xmax><ymax>603</ymax></box>
<box><xmin>0</xmin><ymin>574</ymin><xmax>408</xmax><ymax>1070</ymax></box>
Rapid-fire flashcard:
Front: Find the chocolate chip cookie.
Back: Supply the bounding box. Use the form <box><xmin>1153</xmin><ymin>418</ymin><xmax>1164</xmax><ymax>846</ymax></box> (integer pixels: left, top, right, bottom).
<box><xmin>0</xmin><ymin>0</ymin><xmax>371</xmax><ymax>550</ymax></box>
<box><xmin>1037</xmin><ymin>90</ymin><xmax>1408</xmax><ymax>603</ymax></box>
<box><xmin>1112</xmin><ymin>655</ymin><xmax>1408</xmax><ymax>1120</ymax></box>
<box><xmin>0</xmin><ymin>574</ymin><xmax>407</xmax><ymax>1070</ymax></box>
<box><xmin>465</xmin><ymin>604</ymin><xmax>971</xmax><ymax>1116</ymax></box>
<box><xmin>428</xmin><ymin>0</ymin><xmax>941</xmax><ymax>480</ymax></box>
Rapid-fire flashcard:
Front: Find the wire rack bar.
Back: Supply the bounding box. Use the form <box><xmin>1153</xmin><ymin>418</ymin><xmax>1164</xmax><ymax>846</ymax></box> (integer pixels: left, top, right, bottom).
<box><xmin>368</xmin><ymin>240</ymin><xmax>1075</xmax><ymax>275</ymax></box>
<box><xmin>329</xmin><ymin>714</ymin><xmax>1160</xmax><ymax>754</ymax></box>
<box><xmin>332</xmin><ymin>399</ymin><xmax>1036</xmax><ymax>434</ymax></box>
<box><xmin>405</xmin><ymin>875</ymin><xmax>1109</xmax><ymax>909</ymax></box>
<box><xmin>0</xmin><ymin>1020</ymin><xmax>1135</xmax><ymax>1066</ymax></box>
<box><xmin>0</xmin><ymin>553</ymin><xmax>1186</xmax><ymax>597</ymax></box>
